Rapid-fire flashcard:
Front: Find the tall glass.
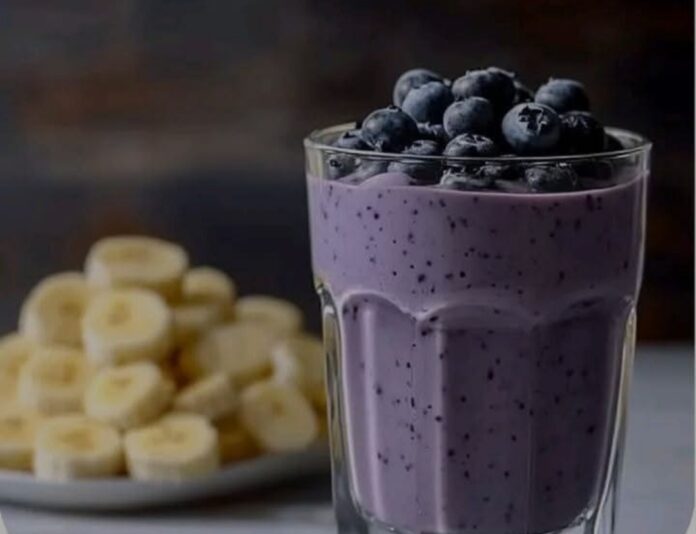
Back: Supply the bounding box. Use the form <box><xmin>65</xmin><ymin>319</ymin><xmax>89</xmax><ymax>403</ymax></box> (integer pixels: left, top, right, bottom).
<box><xmin>305</xmin><ymin>125</ymin><xmax>650</xmax><ymax>534</ymax></box>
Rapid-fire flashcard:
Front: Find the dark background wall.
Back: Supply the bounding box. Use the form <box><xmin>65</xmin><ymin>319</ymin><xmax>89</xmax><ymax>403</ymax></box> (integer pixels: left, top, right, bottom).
<box><xmin>0</xmin><ymin>0</ymin><xmax>692</xmax><ymax>339</ymax></box>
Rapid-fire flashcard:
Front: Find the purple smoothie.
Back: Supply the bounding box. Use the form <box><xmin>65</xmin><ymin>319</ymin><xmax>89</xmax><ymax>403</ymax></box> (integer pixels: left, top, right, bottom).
<box><xmin>308</xmin><ymin>172</ymin><xmax>645</xmax><ymax>534</ymax></box>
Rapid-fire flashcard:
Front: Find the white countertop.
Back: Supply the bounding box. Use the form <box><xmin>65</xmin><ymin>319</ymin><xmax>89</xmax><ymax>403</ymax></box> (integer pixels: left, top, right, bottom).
<box><xmin>2</xmin><ymin>345</ymin><xmax>692</xmax><ymax>534</ymax></box>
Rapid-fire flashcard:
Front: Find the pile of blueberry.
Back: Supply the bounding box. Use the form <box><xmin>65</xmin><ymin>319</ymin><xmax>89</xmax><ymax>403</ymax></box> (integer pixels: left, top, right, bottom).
<box><xmin>328</xmin><ymin>67</ymin><xmax>625</xmax><ymax>193</ymax></box>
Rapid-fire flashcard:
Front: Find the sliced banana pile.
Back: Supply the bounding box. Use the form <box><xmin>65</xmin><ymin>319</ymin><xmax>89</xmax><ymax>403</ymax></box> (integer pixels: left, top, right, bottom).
<box><xmin>0</xmin><ymin>236</ymin><xmax>327</xmax><ymax>482</ymax></box>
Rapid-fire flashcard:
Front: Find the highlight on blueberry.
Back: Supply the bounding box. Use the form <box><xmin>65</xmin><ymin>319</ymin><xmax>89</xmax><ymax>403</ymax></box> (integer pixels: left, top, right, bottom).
<box><xmin>444</xmin><ymin>133</ymin><xmax>500</xmax><ymax>158</ymax></box>
<box><xmin>452</xmin><ymin>68</ymin><xmax>515</xmax><ymax>112</ymax></box>
<box><xmin>387</xmin><ymin>139</ymin><xmax>443</xmax><ymax>183</ymax></box>
<box><xmin>360</xmin><ymin>106</ymin><xmax>419</xmax><ymax>153</ymax></box>
<box><xmin>327</xmin><ymin>154</ymin><xmax>357</xmax><ymax>180</ymax></box>
<box><xmin>525</xmin><ymin>164</ymin><xmax>579</xmax><ymax>192</ymax></box>
<box><xmin>334</xmin><ymin>129</ymin><xmax>371</xmax><ymax>150</ymax></box>
<box><xmin>402</xmin><ymin>81</ymin><xmax>453</xmax><ymax>124</ymax></box>
<box><xmin>443</xmin><ymin>97</ymin><xmax>496</xmax><ymax>138</ymax></box>
<box><xmin>393</xmin><ymin>68</ymin><xmax>444</xmax><ymax>107</ymax></box>
<box><xmin>502</xmin><ymin>103</ymin><xmax>561</xmax><ymax>155</ymax></box>
<box><xmin>417</xmin><ymin>123</ymin><xmax>447</xmax><ymax>144</ymax></box>
<box><xmin>535</xmin><ymin>78</ymin><xmax>590</xmax><ymax>113</ymax></box>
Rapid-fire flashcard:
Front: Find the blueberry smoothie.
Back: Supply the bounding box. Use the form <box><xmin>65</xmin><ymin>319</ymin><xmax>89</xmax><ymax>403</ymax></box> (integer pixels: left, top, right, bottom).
<box><xmin>305</xmin><ymin>67</ymin><xmax>649</xmax><ymax>534</ymax></box>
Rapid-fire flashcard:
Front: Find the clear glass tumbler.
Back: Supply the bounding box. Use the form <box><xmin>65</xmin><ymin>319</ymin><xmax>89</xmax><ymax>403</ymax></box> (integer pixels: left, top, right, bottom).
<box><xmin>305</xmin><ymin>125</ymin><xmax>651</xmax><ymax>534</ymax></box>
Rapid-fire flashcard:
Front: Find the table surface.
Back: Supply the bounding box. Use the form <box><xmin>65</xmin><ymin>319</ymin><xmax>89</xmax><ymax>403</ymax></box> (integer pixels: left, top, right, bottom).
<box><xmin>2</xmin><ymin>345</ymin><xmax>693</xmax><ymax>534</ymax></box>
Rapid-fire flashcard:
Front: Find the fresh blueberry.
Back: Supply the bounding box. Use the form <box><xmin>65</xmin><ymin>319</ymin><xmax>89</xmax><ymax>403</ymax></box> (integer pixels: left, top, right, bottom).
<box><xmin>360</xmin><ymin>106</ymin><xmax>419</xmax><ymax>153</ymax></box>
<box><xmin>502</xmin><ymin>103</ymin><xmax>561</xmax><ymax>155</ymax></box>
<box><xmin>387</xmin><ymin>139</ymin><xmax>442</xmax><ymax>183</ymax></box>
<box><xmin>452</xmin><ymin>68</ymin><xmax>515</xmax><ymax>113</ymax></box>
<box><xmin>327</xmin><ymin>154</ymin><xmax>358</xmax><ymax>179</ymax></box>
<box><xmin>475</xmin><ymin>162</ymin><xmax>519</xmax><ymax>181</ymax></box>
<box><xmin>512</xmin><ymin>80</ymin><xmax>534</xmax><ymax>105</ymax></box>
<box><xmin>417</xmin><ymin>123</ymin><xmax>447</xmax><ymax>144</ymax></box>
<box><xmin>440</xmin><ymin>170</ymin><xmax>495</xmax><ymax>191</ymax></box>
<box><xmin>444</xmin><ymin>133</ymin><xmax>500</xmax><ymax>158</ymax></box>
<box><xmin>443</xmin><ymin>97</ymin><xmax>496</xmax><ymax>138</ymax></box>
<box><xmin>524</xmin><ymin>165</ymin><xmax>579</xmax><ymax>192</ymax></box>
<box><xmin>334</xmin><ymin>129</ymin><xmax>371</xmax><ymax>150</ymax></box>
<box><xmin>403</xmin><ymin>139</ymin><xmax>442</xmax><ymax>156</ymax></box>
<box><xmin>393</xmin><ymin>68</ymin><xmax>444</xmax><ymax>107</ymax></box>
<box><xmin>487</xmin><ymin>66</ymin><xmax>516</xmax><ymax>79</ymax></box>
<box><xmin>402</xmin><ymin>81</ymin><xmax>453</xmax><ymax>124</ymax></box>
<box><xmin>355</xmin><ymin>159</ymin><xmax>390</xmax><ymax>180</ymax></box>
<box><xmin>560</xmin><ymin>111</ymin><xmax>605</xmax><ymax>154</ymax></box>
<box><xmin>535</xmin><ymin>78</ymin><xmax>589</xmax><ymax>113</ymax></box>
<box><xmin>604</xmin><ymin>133</ymin><xmax>624</xmax><ymax>151</ymax></box>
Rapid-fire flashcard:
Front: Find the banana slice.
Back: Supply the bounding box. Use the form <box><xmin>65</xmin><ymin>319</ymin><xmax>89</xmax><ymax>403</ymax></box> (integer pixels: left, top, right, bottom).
<box><xmin>124</xmin><ymin>413</ymin><xmax>219</xmax><ymax>481</ymax></box>
<box><xmin>235</xmin><ymin>296</ymin><xmax>302</xmax><ymax>336</ymax></box>
<box><xmin>19</xmin><ymin>272</ymin><xmax>90</xmax><ymax>347</ymax></box>
<box><xmin>172</xmin><ymin>267</ymin><xmax>237</xmax><ymax>345</ymax></box>
<box><xmin>84</xmin><ymin>362</ymin><xmax>174</xmax><ymax>431</ymax></box>
<box><xmin>34</xmin><ymin>415</ymin><xmax>123</xmax><ymax>480</ymax></box>
<box><xmin>171</xmin><ymin>303</ymin><xmax>226</xmax><ymax>346</ymax></box>
<box><xmin>18</xmin><ymin>347</ymin><xmax>90</xmax><ymax>415</ymax></box>
<box><xmin>183</xmin><ymin>267</ymin><xmax>236</xmax><ymax>310</ymax></box>
<box><xmin>240</xmin><ymin>380</ymin><xmax>318</xmax><ymax>453</ymax></box>
<box><xmin>85</xmin><ymin>236</ymin><xmax>188</xmax><ymax>301</ymax></box>
<box><xmin>271</xmin><ymin>334</ymin><xmax>327</xmax><ymax>410</ymax></box>
<box><xmin>173</xmin><ymin>373</ymin><xmax>237</xmax><ymax>421</ymax></box>
<box><xmin>179</xmin><ymin>323</ymin><xmax>274</xmax><ymax>387</ymax></box>
<box><xmin>216</xmin><ymin>416</ymin><xmax>259</xmax><ymax>464</ymax></box>
<box><xmin>82</xmin><ymin>288</ymin><xmax>173</xmax><ymax>366</ymax></box>
<box><xmin>0</xmin><ymin>334</ymin><xmax>33</xmax><ymax>413</ymax></box>
<box><xmin>0</xmin><ymin>411</ymin><xmax>41</xmax><ymax>470</ymax></box>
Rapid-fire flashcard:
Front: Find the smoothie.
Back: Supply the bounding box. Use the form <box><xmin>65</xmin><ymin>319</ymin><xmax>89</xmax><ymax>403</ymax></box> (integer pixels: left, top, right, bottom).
<box><xmin>308</xmin><ymin>173</ymin><xmax>644</xmax><ymax>533</ymax></box>
<box><xmin>305</xmin><ymin>65</ymin><xmax>649</xmax><ymax>534</ymax></box>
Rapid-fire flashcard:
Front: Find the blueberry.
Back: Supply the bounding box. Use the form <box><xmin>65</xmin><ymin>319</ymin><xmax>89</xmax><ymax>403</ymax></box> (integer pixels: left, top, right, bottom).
<box><xmin>387</xmin><ymin>139</ymin><xmax>442</xmax><ymax>183</ymax></box>
<box><xmin>502</xmin><ymin>103</ymin><xmax>561</xmax><ymax>155</ymax></box>
<box><xmin>355</xmin><ymin>159</ymin><xmax>389</xmax><ymax>180</ymax></box>
<box><xmin>393</xmin><ymin>68</ymin><xmax>444</xmax><ymax>107</ymax></box>
<box><xmin>524</xmin><ymin>165</ymin><xmax>579</xmax><ymax>192</ymax></box>
<box><xmin>443</xmin><ymin>97</ymin><xmax>496</xmax><ymax>138</ymax></box>
<box><xmin>327</xmin><ymin>154</ymin><xmax>358</xmax><ymax>179</ymax></box>
<box><xmin>444</xmin><ymin>133</ymin><xmax>500</xmax><ymax>158</ymax></box>
<box><xmin>403</xmin><ymin>139</ymin><xmax>442</xmax><ymax>156</ymax></box>
<box><xmin>402</xmin><ymin>81</ymin><xmax>453</xmax><ymax>124</ymax></box>
<box><xmin>604</xmin><ymin>133</ymin><xmax>624</xmax><ymax>151</ymax></box>
<box><xmin>475</xmin><ymin>162</ymin><xmax>519</xmax><ymax>181</ymax></box>
<box><xmin>417</xmin><ymin>123</ymin><xmax>447</xmax><ymax>144</ymax></box>
<box><xmin>334</xmin><ymin>129</ymin><xmax>371</xmax><ymax>150</ymax></box>
<box><xmin>440</xmin><ymin>170</ymin><xmax>495</xmax><ymax>191</ymax></box>
<box><xmin>360</xmin><ymin>106</ymin><xmax>418</xmax><ymax>153</ymax></box>
<box><xmin>512</xmin><ymin>80</ymin><xmax>534</xmax><ymax>105</ymax></box>
<box><xmin>452</xmin><ymin>68</ymin><xmax>515</xmax><ymax>112</ymax></box>
<box><xmin>560</xmin><ymin>111</ymin><xmax>605</xmax><ymax>154</ymax></box>
<box><xmin>535</xmin><ymin>78</ymin><xmax>589</xmax><ymax>113</ymax></box>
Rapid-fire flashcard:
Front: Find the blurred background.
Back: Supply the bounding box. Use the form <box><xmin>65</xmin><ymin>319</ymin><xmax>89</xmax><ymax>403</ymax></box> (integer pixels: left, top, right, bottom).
<box><xmin>0</xmin><ymin>0</ymin><xmax>692</xmax><ymax>340</ymax></box>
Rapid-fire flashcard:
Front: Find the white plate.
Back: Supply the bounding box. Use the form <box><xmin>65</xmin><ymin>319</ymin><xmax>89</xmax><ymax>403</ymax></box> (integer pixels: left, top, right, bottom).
<box><xmin>0</xmin><ymin>444</ymin><xmax>330</xmax><ymax>511</ymax></box>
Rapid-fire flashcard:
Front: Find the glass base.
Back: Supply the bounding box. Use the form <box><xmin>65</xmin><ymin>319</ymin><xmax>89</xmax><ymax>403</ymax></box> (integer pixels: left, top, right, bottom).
<box><xmin>321</xmin><ymin>291</ymin><xmax>634</xmax><ymax>534</ymax></box>
<box><xmin>335</xmin><ymin>489</ymin><xmax>617</xmax><ymax>534</ymax></box>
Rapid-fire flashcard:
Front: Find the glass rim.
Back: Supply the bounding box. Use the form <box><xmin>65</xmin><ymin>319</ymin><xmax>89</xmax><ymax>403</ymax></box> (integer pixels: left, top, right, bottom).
<box><xmin>304</xmin><ymin>122</ymin><xmax>652</xmax><ymax>163</ymax></box>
